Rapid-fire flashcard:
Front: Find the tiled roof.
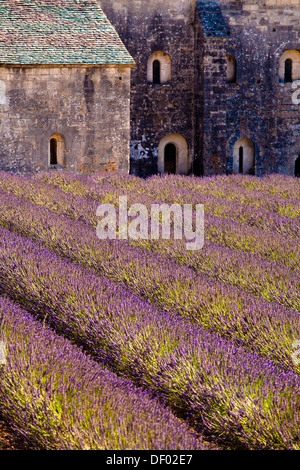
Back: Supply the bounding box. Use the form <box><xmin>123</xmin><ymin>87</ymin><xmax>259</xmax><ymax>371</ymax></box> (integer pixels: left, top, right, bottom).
<box><xmin>196</xmin><ymin>1</ymin><xmax>227</xmax><ymax>38</ymax></box>
<box><xmin>0</xmin><ymin>0</ymin><xmax>134</xmax><ymax>65</ymax></box>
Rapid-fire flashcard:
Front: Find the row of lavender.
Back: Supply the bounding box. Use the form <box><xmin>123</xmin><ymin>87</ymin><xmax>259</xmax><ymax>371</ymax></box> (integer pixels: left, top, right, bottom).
<box><xmin>98</xmin><ymin>172</ymin><xmax>300</xmax><ymax>218</ymax></box>
<box><xmin>33</xmin><ymin>171</ymin><xmax>300</xmax><ymax>240</ymax></box>
<box><xmin>30</xmin><ymin>172</ymin><xmax>300</xmax><ymax>310</ymax></box>
<box><xmin>0</xmin><ymin>225</ymin><xmax>299</xmax><ymax>449</ymax></box>
<box><xmin>0</xmin><ymin>172</ymin><xmax>298</xmax><ymax>316</ymax></box>
<box><xmin>93</xmin><ymin>173</ymin><xmax>300</xmax><ymax>263</ymax></box>
<box><xmin>0</xmin><ymin>187</ymin><xmax>298</xmax><ymax>372</ymax></box>
<box><xmin>116</xmin><ymin>172</ymin><xmax>300</xmax><ymax>200</ymax></box>
<box><xmin>31</xmin><ymin>171</ymin><xmax>300</xmax><ymax>271</ymax></box>
<box><xmin>206</xmin><ymin>173</ymin><xmax>300</xmax><ymax>200</ymax></box>
<box><xmin>0</xmin><ymin>296</ymin><xmax>206</xmax><ymax>450</ymax></box>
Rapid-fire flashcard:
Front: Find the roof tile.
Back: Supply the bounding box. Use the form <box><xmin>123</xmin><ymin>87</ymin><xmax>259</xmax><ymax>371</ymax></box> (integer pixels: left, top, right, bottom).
<box><xmin>0</xmin><ymin>0</ymin><xmax>135</xmax><ymax>65</ymax></box>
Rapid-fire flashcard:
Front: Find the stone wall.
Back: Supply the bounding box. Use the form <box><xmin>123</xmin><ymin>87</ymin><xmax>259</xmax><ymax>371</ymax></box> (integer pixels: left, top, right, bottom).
<box><xmin>216</xmin><ymin>0</ymin><xmax>300</xmax><ymax>176</ymax></box>
<box><xmin>2</xmin><ymin>0</ymin><xmax>298</xmax><ymax>178</ymax></box>
<box><xmin>195</xmin><ymin>1</ymin><xmax>228</xmax><ymax>175</ymax></box>
<box><xmin>100</xmin><ymin>0</ymin><xmax>197</xmax><ymax>177</ymax></box>
<box><xmin>0</xmin><ymin>65</ymin><xmax>131</xmax><ymax>174</ymax></box>
<box><xmin>100</xmin><ymin>0</ymin><xmax>300</xmax><ymax>177</ymax></box>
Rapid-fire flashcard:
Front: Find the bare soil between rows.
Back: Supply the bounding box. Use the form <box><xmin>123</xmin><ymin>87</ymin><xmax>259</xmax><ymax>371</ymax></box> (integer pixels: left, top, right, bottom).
<box><xmin>0</xmin><ymin>420</ymin><xmax>28</xmax><ymax>450</ymax></box>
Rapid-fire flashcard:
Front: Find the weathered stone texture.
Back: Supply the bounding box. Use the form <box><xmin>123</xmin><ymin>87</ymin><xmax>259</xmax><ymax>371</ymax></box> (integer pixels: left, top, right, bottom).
<box><xmin>100</xmin><ymin>0</ymin><xmax>197</xmax><ymax>176</ymax></box>
<box><xmin>0</xmin><ymin>65</ymin><xmax>131</xmax><ymax>174</ymax></box>
<box><xmin>100</xmin><ymin>0</ymin><xmax>300</xmax><ymax>177</ymax></box>
<box><xmin>218</xmin><ymin>0</ymin><xmax>300</xmax><ymax>176</ymax></box>
<box><xmin>0</xmin><ymin>0</ymin><xmax>299</xmax><ymax>177</ymax></box>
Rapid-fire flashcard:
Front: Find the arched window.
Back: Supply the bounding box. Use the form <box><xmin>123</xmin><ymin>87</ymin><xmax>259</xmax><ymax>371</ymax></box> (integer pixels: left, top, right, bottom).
<box><xmin>164</xmin><ymin>143</ymin><xmax>176</xmax><ymax>174</ymax></box>
<box><xmin>233</xmin><ymin>138</ymin><xmax>255</xmax><ymax>175</ymax></box>
<box><xmin>279</xmin><ymin>50</ymin><xmax>300</xmax><ymax>82</ymax></box>
<box><xmin>158</xmin><ymin>134</ymin><xmax>189</xmax><ymax>175</ymax></box>
<box><xmin>295</xmin><ymin>155</ymin><xmax>300</xmax><ymax>177</ymax></box>
<box><xmin>153</xmin><ymin>60</ymin><xmax>161</xmax><ymax>84</ymax></box>
<box><xmin>49</xmin><ymin>133</ymin><xmax>65</xmax><ymax>167</ymax></box>
<box><xmin>147</xmin><ymin>52</ymin><xmax>171</xmax><ymax>84</ymax></box>
<box><xmin>227</xmin><ymin>54</ymin><xmax>237</xmax><ymax>83</ymax></box>
<box><xmin>284</xmin><ymin>58</ymin><xmax>293</xmax><ymax>82</ymax></box>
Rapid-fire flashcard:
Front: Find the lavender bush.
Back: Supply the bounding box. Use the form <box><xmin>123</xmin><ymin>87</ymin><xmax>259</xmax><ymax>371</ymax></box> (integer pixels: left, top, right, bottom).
<box><xmin>98</xmin><ymin>172</ymin><xmax>300</xmax><ymax>218</ymax></box>
<box><xmin>0</xmin><ymin>225</ymin><xmax>299</xmax><ymax>448</ymax></box>
<box><xmin>0</xmin><ymin>296</ymin><xmax>209</xmax><ymax>450</ymax></box>
<box><xmin>15</xmin><ymin>172</ymin><xmax>300</xmax><ymax>311</ymax></box>
<box><xmin>32</xmin><ymin>171</ymin><xmax>300</xmax><ymax>237</ymax></box>
<box><xmin>0</xmin><ymin>171</ymin><xmax>299</xmax><ymax>449</ymax></box>
<box><xmin>1</xmin><ymin>171</ymin><xmax>299</xmax><ymax>272</ymax></box>
<box><xmin>0</xmin><ymin>188</ymin><xmax>298</xmax><ymax>372</ymax></box>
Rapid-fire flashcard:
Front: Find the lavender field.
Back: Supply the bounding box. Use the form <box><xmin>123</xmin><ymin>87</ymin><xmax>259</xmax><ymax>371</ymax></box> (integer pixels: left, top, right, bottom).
<box><xmin>0</xmin><ymin>171</ymin><xmax>299</xmax><ymax>450</ymax></box>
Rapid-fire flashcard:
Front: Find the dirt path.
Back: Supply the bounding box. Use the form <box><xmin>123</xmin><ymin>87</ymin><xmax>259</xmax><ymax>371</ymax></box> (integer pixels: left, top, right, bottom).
<box><xmin>0</xmin><ymin>420</ymin><xmax>28</xmax><ymax>450</ymax></box>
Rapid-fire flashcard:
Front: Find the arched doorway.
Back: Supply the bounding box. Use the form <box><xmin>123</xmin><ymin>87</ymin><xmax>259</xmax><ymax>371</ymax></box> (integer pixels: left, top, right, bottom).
<box><xmin>233</xmin><ymin>138</ymin><xmax>255</xmax><ymax>174</ymax></box>
<box><xmin>158</xmin><ymin>134</ymin><xmax>189</xmax><ymax>175</ymax></box>
<box><xmin>295</xmin><ymin>155</ymin><xmax>300</xmax><ymax>177</ymax></box>
<box><xmin>164</xmin><ymin>143</ymin><xmax>176</xmax><ymax>174</ymax></box>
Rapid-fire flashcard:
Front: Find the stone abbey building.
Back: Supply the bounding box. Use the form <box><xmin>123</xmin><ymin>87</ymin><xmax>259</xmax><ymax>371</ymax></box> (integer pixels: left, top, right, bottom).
<box><xmin>0</xmin><ymin>0</ymin><xmax>299</xmax><ymax>177</ymax></box>
<box><xmin>0</xmin><ymin>0</ymin><xmax>135</xmax><ymax>175</ymax></box>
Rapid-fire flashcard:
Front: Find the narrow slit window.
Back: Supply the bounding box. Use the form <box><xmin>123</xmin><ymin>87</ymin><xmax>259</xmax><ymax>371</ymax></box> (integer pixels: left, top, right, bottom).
<box><xmin>227</xmin><ymin>54</ymin><xmax>237</xmax><ymax>83</ymax></box>
<box><xmin>239</xmin><ymin>147</ymin><xmax>244</xmax><ymax>173</ymax></box>
<box><xmin>234</xmin><ymin>138</ymin><xmax>254</xmax><ymax>174</ymax></box>
<box><xmin>295</xmin><ymin>155</ymin><xmax>300</xmax><ymax>177</ymax></box>
<box><xmin>284</xmin><ymin>58</ymin><xmax>293</xmax><ymax>82</ymax></box>
<box><xmin>50</xmin><ymin>138</ymin><xmax>58</xmax><ymax>165</ymax></box>
<box><xmin>153</xmin><ymin>60</ymin><xmax>161</xmax><ymax>84</ymax></box>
